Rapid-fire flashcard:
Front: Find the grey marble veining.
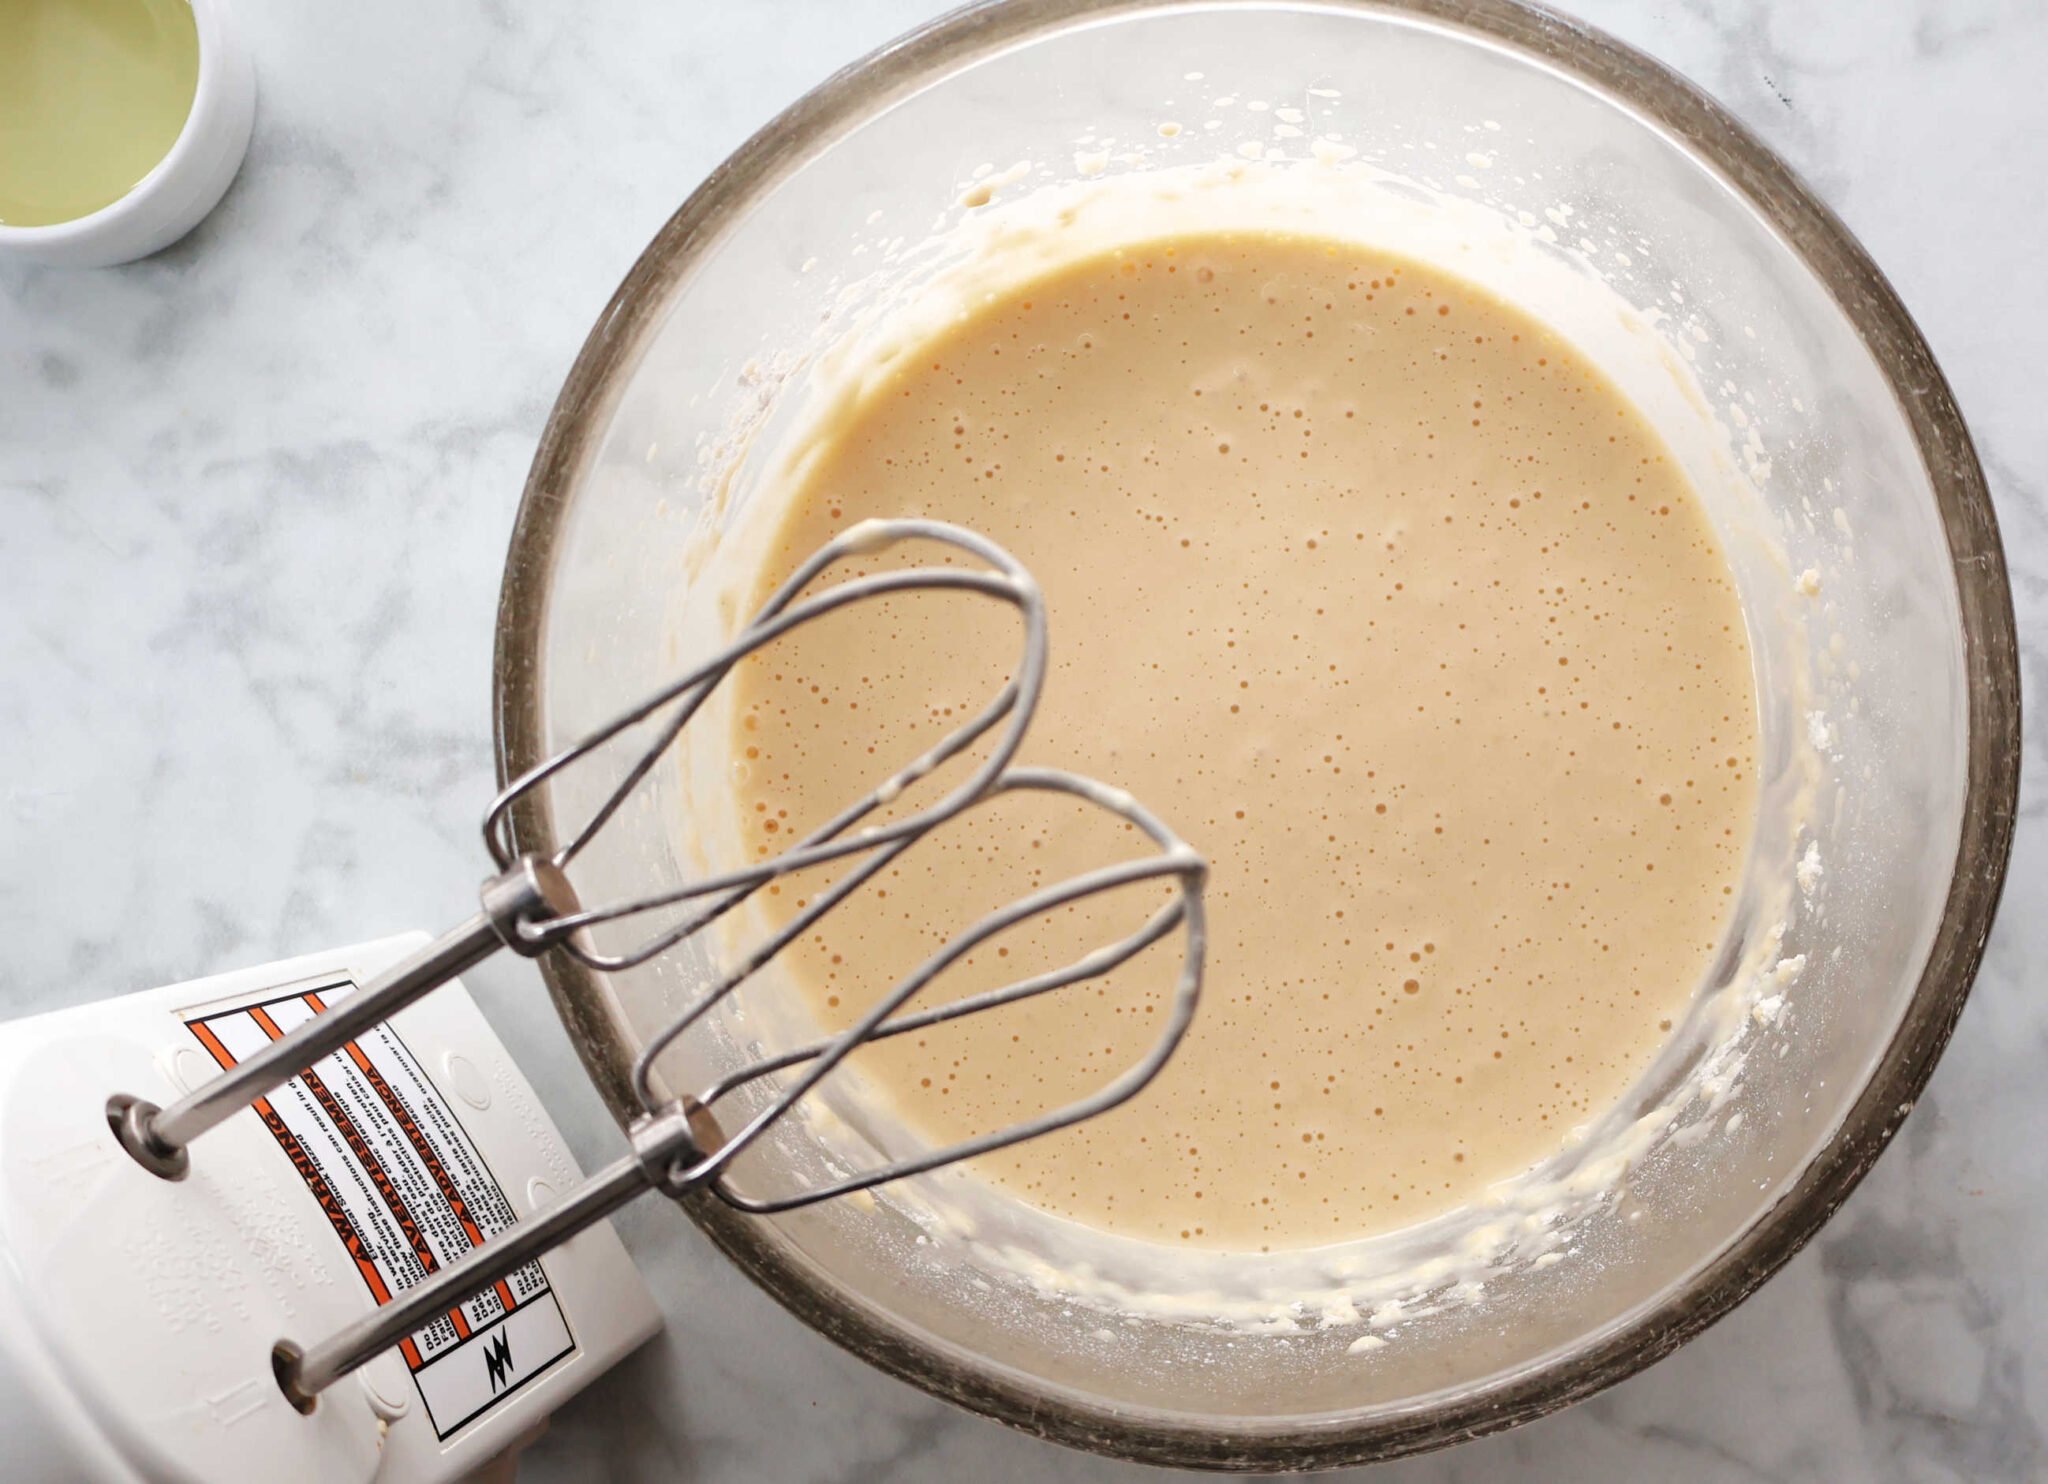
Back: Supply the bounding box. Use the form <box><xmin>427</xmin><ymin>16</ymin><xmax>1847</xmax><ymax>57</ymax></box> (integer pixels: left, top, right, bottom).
<box><xmin>1</xmin><ymin>2</ymin><xmax>2041</xmax><ymax>1480</ymax></box>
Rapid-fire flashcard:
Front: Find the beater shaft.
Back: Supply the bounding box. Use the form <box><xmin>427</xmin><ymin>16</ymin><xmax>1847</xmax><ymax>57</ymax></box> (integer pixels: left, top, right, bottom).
<box><xmin>278</xmin><ymin>1104</ymin><xmax>702</xmax><ymax>1403</ymax></box>
<box><xmin>115</xmin><ymin>858</ymin><xmax>578</xmax><ymax>1175</ymax></box>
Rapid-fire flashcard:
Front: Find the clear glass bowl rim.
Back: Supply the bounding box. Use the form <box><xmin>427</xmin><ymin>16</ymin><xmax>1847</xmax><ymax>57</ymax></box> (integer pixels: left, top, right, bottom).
<box><xmin>490</xmin><ymin>0</ymin><xmax>2021</xmax><ymax>1467</ymax></box>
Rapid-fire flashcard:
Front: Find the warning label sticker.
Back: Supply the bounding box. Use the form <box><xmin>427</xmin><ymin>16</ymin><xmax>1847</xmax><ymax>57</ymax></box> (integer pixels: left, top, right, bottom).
<box><xmin>185</xmin><ymin>980</ymin><xmax>576</xmax><ymax>1438</ymax></box>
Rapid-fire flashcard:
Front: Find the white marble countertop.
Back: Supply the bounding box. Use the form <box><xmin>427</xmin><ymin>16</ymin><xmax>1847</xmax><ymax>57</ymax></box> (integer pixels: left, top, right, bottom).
<box><xmin>3</xmin><ymin>2</ymin><xmax>2041</xmax><ymax>1479</ymax></box>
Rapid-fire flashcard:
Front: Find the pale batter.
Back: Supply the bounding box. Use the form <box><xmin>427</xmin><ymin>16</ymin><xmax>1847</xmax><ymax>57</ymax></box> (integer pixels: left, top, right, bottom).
<box><xmin>725</xmin><ymin>232</ymin><xmax>1757</xmax><ymax>1251</ymax></box>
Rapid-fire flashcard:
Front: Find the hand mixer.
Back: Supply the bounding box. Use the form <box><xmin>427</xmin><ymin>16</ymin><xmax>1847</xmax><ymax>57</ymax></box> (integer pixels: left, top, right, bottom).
<box><xmin>0</xmin><ymin>519</ymin><xmax>1206</xmax><ymax>1483</ymax></box>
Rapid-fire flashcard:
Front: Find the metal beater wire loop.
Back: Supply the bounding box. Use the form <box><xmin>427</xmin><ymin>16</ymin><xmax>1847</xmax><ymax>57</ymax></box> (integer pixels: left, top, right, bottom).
<box><xmin>480</xmin><ymin>520</ymin><xmax>1049</xmax><ymax>976</ymax></box>
<box><xmin>668</xmin><ymin>768</ymin><xmax>1209</xmax><ymax>1215</ymax></box>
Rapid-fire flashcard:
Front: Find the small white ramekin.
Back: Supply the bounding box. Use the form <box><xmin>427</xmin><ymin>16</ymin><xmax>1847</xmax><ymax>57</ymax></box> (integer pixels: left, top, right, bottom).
<box><xmin>0</xmin><ymin>0</ymin><xmax>255</xmax><ymax>268</ymax></box>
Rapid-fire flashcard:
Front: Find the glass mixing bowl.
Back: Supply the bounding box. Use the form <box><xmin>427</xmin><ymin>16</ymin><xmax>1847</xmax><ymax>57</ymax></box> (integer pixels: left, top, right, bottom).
<box><xmin>492</xmin><ymin>0</ymin><xmax>2019</xmax><ymax>1468</ymax></box>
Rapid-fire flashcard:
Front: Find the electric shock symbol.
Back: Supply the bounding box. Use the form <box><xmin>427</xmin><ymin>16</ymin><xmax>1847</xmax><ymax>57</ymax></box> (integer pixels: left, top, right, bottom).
<box><xmin>483</xmin><ymin>1331</ymin><xmax>515</xmax><ymax>1393</ymax></box>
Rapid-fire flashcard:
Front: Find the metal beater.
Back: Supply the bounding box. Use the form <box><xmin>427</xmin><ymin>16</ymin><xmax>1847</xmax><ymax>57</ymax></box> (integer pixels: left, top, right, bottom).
<box><xmin>102</xmin><ymin>518</ymin><xmax>1208</xmax><ymax>1410</ymax></box>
